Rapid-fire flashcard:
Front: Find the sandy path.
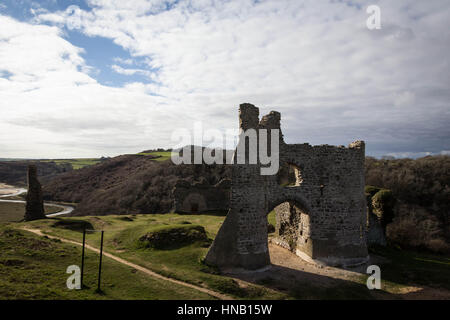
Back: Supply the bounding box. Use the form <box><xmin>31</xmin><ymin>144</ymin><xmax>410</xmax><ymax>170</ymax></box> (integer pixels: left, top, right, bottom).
<box><xmin>21</xmin><ymin>227</ymin><xmax>232</xmax><ymax>300</ymax></box>
<box><xmin>0</xmin><ymin>183</ymin><xmax>26</xmax><ymax>197</ymax></box>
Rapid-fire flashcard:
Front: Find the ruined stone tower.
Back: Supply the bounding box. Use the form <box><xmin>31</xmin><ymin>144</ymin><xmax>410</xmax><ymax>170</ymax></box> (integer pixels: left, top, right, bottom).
<box><xmin>205</xmin><ymin>103</ymin><xmax>368</xmax><ymax>270</ymax></box>
<box><xmin>24</xmin><ymin>165</ymin><xmax>46</xmax><ymax>221</ymax></box>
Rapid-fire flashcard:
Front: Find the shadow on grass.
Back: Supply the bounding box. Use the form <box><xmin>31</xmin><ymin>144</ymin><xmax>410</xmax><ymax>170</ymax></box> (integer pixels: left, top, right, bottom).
<box><xmin>225</xmin><ymin>245</ymin><xmax>450</xmax><ymax>299</ymax></box>
<box><xmin>368</xmin><ymin>245</ymin><xmax>450</xmax><ymax>291</ymax></box>
<box><xmin>50</xmin><ymin>218</ymin><xmax>94</xmax><ymax>232</ymax></box>
<box><xmin>227</xmin><ymin>263</ymin><xmax>385</xmax><ymax>300</ymax></box>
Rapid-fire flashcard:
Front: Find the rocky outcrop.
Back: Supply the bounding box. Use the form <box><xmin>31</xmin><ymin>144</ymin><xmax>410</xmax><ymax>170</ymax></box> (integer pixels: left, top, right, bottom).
<box><xmin>24</xmin><ymin>165</ymin><xmax>46</xmax><ymax>221</ymax></box>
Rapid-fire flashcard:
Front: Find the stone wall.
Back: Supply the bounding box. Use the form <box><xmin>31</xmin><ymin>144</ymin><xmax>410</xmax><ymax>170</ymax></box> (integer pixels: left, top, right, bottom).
<box><xmin>205</xmin><ymin>103</ymin><xmax>368</xmax><ymax>270</ymax></box>
<box><xmin>173</xmin><ymin>179</ymin><xmax>230</xmax><ymax>214</ymax></box>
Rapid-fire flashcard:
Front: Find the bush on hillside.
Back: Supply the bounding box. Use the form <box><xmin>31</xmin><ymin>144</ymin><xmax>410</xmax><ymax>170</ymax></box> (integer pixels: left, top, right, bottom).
<box><xmin>137</xmin><ymin>224</ymin><xmax>210</xmax><ymax>250</ymax></box>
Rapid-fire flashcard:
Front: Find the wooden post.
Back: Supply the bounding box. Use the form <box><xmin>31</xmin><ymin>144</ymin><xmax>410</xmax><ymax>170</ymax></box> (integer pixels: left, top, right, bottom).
<box><xmin>80</xmin><ymin>228</ymin><xmax>86</xmax><ymax>288</ymax></box>
<box><xmin>97</xmin><ymin>231</ymin><xmax>104</xmax><ymax>292</ymax></box>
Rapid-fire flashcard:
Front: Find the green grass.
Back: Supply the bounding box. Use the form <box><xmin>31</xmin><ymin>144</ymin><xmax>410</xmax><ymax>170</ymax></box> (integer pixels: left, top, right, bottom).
<box><xmin>40</xmin><ymin>152</ymin><xmax>172</xmax><ymax>169</ymax></box>
<box><xmin>0</xmin><ymin>224</ymin><xmax>213</xmax><ymax>299</ymax></box>
<box><xmin>4</xmin><ymin>213</ymin><xmax>449</xmax><ymax>300</ymax></box>
<box><xmin>41</xmin><ymin>158</ymin><xmax>102</xmax><ymax>170</ymax></box>
<box><xmin>23</xmin><ymin>214</ymin><xmax>287</xmax><ymax>299</ymax></box>
<box><xmin>0</xmin><ymin>202</ymin><xmax>63</xmax><ymax>223</ymax></box>
<box><xmin>267</xmin><ymin>210</ymin><xmax>276</xmax><ymax>229</ymax></box>
<box><xmin>369</xmin><ymin>245</ymin><xmax>450</xmax><ymax>291</ymax></box>
<box><xmin>137</xmin><ymin>151</ymin><xmax>172</xmax><ymax>162</ymax></box>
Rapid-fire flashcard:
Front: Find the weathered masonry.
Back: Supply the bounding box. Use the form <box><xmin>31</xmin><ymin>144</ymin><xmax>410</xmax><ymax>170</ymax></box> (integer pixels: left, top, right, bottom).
<box><xmin>173</xmin><ymin>179</ymin><xmax>230</xmax><ymax>214</ymax></box>
<box><xmin>24</xmin><ymin>164</ymin><xmax>46</xmax><ymax>221</ymax></box>
<box><xmin>205</xmin><ymin>103</ymin><xmax>368</xmax><ymax>270</ymax></box>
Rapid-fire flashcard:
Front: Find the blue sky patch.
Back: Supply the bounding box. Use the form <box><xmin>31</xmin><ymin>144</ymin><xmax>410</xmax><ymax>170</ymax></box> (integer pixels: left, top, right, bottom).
<box><xmin>0</xmin><ymin>0</ymin><xmax>156</xmax><ymax>87</ymax></box>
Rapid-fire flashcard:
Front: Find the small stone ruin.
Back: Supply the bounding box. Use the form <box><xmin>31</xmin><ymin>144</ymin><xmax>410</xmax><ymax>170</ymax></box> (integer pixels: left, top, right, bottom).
<box><xmin>24</xmin><ymin>164</ymin><xmax>46</xmax><ymax>221</ymax></box>
<box><xmin>173</xmin><ymin>179</ymin><xmax>230</xmax><ymax>214</ymax></box>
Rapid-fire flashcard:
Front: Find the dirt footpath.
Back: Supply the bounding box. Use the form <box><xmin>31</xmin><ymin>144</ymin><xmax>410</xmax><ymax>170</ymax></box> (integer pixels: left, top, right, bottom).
<box><xmin>0</xmin><ymin>183</ymin><xmax>20</xmax><ymax>195</ymax></box>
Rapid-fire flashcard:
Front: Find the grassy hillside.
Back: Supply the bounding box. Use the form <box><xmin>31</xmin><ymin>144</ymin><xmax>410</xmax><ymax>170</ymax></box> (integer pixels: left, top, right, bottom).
<box><xmin>42</xmin><ymin>154</ymin><xmax>231</xmax><ymax>216</ymax></box>
<box><xmin>137</xmin><ymin>151</ymin><xmax>172</xmax><ymax>162</ymax></box>
<box><xmin>22</xmin><ymin>214</ymin><xmax>285</xmax><ymax>300</ymax></box>
<box><xmin>0</xmin><ymin>150</ymin><xmax>168</xmax><ymax>186</ymax></box>
<box><xmin>2</xmin><ymin>213</ymin><xmax>448</xmax><ymax>300</ymax></box>
<box><xmin>41</xmin><ymin>158</ymin><xmax>104</xmax><ymax>170</ymax></box>
<box><xmin>0</xmin><ymin>224</ymin><xmax>213</xmax><ymax>299</ymax></box>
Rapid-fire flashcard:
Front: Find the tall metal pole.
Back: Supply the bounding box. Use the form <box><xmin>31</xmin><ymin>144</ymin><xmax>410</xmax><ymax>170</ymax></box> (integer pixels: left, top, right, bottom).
<box><xmin>80</xmin><ymin>228</ymin><xmax>86</xmax><ymax>288</ymax></box>
<box><xmin>97</xmin><ymin>230</ymin><xmax>104</xmax><ymax>292</ymax></box>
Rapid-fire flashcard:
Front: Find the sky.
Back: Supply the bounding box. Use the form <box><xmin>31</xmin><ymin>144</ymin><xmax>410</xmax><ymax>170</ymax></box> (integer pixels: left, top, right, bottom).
<box><xmin>0</xmin><ymin>0</ymin><xmax>449</xmax><ymax>159</ymax></box>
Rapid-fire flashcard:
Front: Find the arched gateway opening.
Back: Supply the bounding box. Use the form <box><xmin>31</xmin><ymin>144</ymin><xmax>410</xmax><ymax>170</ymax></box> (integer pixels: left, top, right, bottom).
<box><xmin>267</xmin><ymin>196</ymin><xmax>313</xmax><ymax>263</ymax></box>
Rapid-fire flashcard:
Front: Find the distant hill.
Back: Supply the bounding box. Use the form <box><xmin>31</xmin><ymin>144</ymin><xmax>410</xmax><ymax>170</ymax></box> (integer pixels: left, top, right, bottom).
<box><xmin>42</xmin><ymin>150</ymin><xmax>231</xmax><ymax>216</ymax></box>
<box><xmin>0</xmin><ymin>161</ymin><xmax>72</xmax><ymax>187</ymax></box>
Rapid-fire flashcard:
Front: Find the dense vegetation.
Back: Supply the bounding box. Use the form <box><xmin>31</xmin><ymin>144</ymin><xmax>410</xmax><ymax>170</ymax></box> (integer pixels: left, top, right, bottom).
<box><xmin>365</xmin><ymin>156</ymin><xmax>450</xmax><ymax>253</ymax></box>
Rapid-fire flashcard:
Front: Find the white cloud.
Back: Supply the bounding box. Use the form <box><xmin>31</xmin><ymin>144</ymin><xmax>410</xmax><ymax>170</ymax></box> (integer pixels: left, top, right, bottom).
<box><xmin>394</xmin><ymin>91</ymin><xmax>415</xmax><ymax>107</ymax></box>
<box><xmin>0</xmin><ymin>15</ymin><xmax>188</xmax><ymax>158</ymax></box>
<box><xmin>386</xmin><ymin>151</ymin><xmax>432</xmax><ymax>159</ymax></box>
<box><xmin>111</xmin><ymin>64</ymin><xmax>154</xmax><ymax>79</ymax></box>
<box><xmin>1</xmin><ymin>1</ymin><xmax>449</xmax><ymax>158</ymax></box>
<box><xmin>113</xmin><ymin>57</ymin><xmax>134</xmax><ymax>65</ymax></box>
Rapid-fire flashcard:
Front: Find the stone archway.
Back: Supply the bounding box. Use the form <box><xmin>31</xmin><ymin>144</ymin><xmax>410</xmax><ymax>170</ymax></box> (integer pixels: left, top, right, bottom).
<box><xmin>181</xmin><ymin>193</ymin><xmax>207</xmax><ymax>213</ymax></box>
<box><xmin>267</xmin><ymin>194</ymin><xmax>313</xmax><ymax>261</ymax></box>
<box><xmin>270</xmin><ymin>200</ymin><xmax>312</xmax><ymax>262</ymax></box>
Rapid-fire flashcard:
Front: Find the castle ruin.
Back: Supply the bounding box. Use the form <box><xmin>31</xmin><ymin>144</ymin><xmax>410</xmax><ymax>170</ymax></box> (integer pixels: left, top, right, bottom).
<box><xmin>205</xmin><ymin>103</ymin><xmax>368</xmax><ymax>270</ymax></box>
<box><xmin>173</xmin><ymin>179</ymin><xmax>230</xmax><ymax>214</ymax></box>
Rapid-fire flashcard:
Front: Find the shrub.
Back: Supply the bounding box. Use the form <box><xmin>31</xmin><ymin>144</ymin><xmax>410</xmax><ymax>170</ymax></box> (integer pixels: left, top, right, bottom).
<box><xmin>365</xmin><ymin>185</ymin><xmax>381</xmax><ymax>197</ymax></box>
<box><xmin>386</xmin><ymin>204</ymin><xmax>449</xmax><ymax>253</ymax></box>
<box><xmin>372</xmin><ymin>189</ymin><xmax>395</xmax><ymax>227</ymax></box>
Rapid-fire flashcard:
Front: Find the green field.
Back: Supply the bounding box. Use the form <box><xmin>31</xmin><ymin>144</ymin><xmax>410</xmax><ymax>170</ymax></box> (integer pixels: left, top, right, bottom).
<box><xmin>41</xmin><ymin>158</ymin><xmax>102</xmax><ymax>170</ymax></box>
<box><xmin>0</xmin><ymin>202</ymin><xmax>63</xmax><ymax>223</ymax></box>
<box><xmin>40</xmin><ymin>152</ymin><xmax>172</xmax><ymax>169</ymax></box>
<box><xmin>137</xmin><ymin>151</ymin><xmax>172</xmax><ymax>162</ymax></box>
